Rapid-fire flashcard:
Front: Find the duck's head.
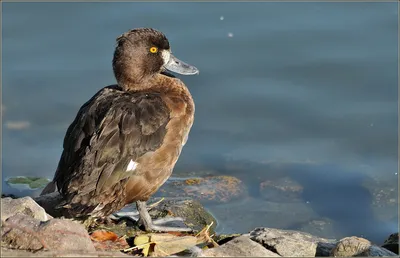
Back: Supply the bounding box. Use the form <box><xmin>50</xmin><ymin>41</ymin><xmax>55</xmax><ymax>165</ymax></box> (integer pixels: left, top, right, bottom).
<box><xmin>113</xmin><ymin>28</ymin><xmax>199</xmax><ymax>87</ymax></box>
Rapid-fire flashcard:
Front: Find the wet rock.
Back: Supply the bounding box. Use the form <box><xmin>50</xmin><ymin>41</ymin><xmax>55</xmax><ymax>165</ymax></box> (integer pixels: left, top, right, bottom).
<box><xmin>150</xmin><ymin>197</ymin><xmax>217</xmax><ymax>232</ymax></box>
<box><xmin>249</xmin><ymin>227</ymin><xmax>335</xmax><ymax>257</ymax></box>
<box><xmin>331</xmin><ymin>236</ymin><xmax>397</xmax><ymax>257</ymax></box>
<box><xmin>1</xmin><ymin>197</ymin><xmax>52</xmax><ymax>222</ymax></box>
<box><xmin>2</xmin><ymin>214</ymin><xmax>95</xmax><ymax>252</ymax></box>
<box><xmin>198</xmin><ymin>235</ymin><xmax>280</xmax><ymax>257</ymax></box>
<box><xmin>382</xmin><ymin>233</ymin><xmax>399</xmax><ymax>254</ymax></box>
<box><xmin>259</xmin><ymin>177</ymin><xmax>303</xmax><ymax>203</ymax></box>
<box><xmin>157</xmin><ymin>175</ymin><xmax>248</xmax><ymax>204</ymax></box>
<box><xmin>316</xmin><ymin>242</ymin><xmax>337</xmax><ymax>257</ymax></box>
<box><xmin>117</xmin><ymin>197</ymin><xmax>217</xmax><ymax>233</ymax></box>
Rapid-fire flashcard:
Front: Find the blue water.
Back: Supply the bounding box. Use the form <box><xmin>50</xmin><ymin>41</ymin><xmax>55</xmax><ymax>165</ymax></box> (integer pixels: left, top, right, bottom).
<box><xmin>2</xmin><ymin>2</ymin><xmax>398</xmax><ymax>244</ymax></box>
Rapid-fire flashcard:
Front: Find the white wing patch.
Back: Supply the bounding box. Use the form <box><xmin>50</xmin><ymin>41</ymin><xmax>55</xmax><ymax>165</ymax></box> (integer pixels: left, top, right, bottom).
<box><xmin>127</xmin><ymin>159</ymin><xmax>138</xmax><ymax>172</ymax></box>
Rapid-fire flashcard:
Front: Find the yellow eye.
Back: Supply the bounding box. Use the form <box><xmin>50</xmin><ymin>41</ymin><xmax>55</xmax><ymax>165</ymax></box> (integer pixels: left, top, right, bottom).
<box><xmin>149</xmin><ymin>47</ymin><xmax>158</xmax><ymax>53</ymax></box>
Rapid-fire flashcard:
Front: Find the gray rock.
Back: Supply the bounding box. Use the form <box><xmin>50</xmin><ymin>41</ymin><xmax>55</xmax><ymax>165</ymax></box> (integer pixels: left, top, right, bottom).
<box><xmin>0</xmin><ymin>247</ymin><xmax>130</xmax><ymax>257</ymax></box>
<box><xmin>249</xmin><ymin>227</ymin><xmax>336</xmax><ymax>257</ymax></box>
<box><xmin>198</xmin><ymin>235</ymin><xmax>281</xmax><ymax>257</ymax></box>
<box><xmin>2</xmin><ymin>214</ymin><xmax>95</xmax><ymax>252</ymax></box>
<box><xmin>382</xmin><ymin>233</ymin><xmax>398</xmax><ymax>254</ymax></box>
<box><xmin>1</xmin><ymin>197</ymin><xmax>52</xmax><ymax>221</ymax></box>
<box><xmin>331</xmin><ymin>236</ymin><xmax>397</xmax><ymax>257</ymax></box>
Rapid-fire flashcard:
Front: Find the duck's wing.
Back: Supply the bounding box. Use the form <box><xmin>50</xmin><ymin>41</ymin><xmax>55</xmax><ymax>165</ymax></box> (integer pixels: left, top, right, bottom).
<box><xmin>50</xmin><ymin>85</ymin><xmax>170</xmax><ymax>216</ymax></box>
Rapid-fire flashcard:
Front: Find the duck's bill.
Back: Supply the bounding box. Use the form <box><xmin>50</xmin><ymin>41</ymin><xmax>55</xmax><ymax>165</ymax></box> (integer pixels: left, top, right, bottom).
<box><xmin>163</xmin><ymin>54</ymin><xmax>199</xmax><ymax>75</ymax></box>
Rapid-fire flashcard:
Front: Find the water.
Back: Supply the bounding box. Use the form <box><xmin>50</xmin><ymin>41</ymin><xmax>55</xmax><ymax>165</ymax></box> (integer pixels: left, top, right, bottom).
<box><xmin>2</xmin><ymin>2</ymin><xmax>398</xmax><ymax>244</ymax></box>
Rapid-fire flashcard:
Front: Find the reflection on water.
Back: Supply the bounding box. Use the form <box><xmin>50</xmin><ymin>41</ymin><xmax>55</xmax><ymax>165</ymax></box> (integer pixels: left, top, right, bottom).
<box><xmin>2</xmin><ymin>2</ymin><xmax>398</xmax><ymax>243</ymax></box>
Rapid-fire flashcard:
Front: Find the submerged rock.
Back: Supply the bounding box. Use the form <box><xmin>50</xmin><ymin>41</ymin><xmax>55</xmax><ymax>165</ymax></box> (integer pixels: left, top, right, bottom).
<box><xmin>259</xmin><ymin>176</ymin><xmax>303</xmax><ymax>203</ymax></box>
<box><xmin>1</xmin><ymin>196</ymin><xmax>52</xmax><ymax>222</ymax></box>
<box><xmin>6</xmin><ymin>176</ymin><xmax>50</xmax><ymax>190</ymax></box>
<box><xmin>157</xmin><ymin>175</ymin><xmax>248</xmax><ymax>204</ymax></box>
<box><xmin>199</xmin><ymin>235</ymin><xmax>280</xmax><ymax>257</ymax></box>
<box><xmin>362</xmin><ymin>177</ymin><xmax>397</xmax><ymax>223</ymax></box>
<box><xmin>331</xmin><ymin>236</ymin><xmax>397</xmax><ymax>256</ymax></box>
<box><xmin>297</xmin><ymin>218</ymin><xmax>337</xmax><ymax>240</ymax></box>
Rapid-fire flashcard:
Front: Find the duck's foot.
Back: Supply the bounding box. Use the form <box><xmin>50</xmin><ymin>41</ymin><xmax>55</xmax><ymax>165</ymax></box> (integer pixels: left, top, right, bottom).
<box><xmin>136</xmin><ymin>200</ymin><xmax>193</xmax><ymax>232</ymax></box>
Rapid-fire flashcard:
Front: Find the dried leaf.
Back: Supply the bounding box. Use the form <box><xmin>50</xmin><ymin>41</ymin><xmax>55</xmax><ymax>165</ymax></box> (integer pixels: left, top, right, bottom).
<box><xmin>90</xmin><ymin>230</ymin><xmax>119</xmax><ymax>242</ymax></box>
<box><xmin>151</xmin><ymin>234</ymin><xmax>198</xmax><ymax>257</ymax></box>
<box><xmin>134</xmin><ymin>235</ymin><xmax>151</xmax><ymax>256</ymax></box>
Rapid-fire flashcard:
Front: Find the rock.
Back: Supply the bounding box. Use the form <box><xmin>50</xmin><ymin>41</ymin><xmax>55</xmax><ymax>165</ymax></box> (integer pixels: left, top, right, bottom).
<box><xmin>331</xmin><ymin>236</ymin><xmax>397</xmax><ymax>256</ymax></box>
<box><xmin>316</xmin><ymin>242</ymin><xmax>337</xmax><ymax>257</ymax></box>
<box><xmin>382</xmin><ymin>233</ymin><xmax>398</xmax><ymax>254</ymax></box>
<box><xmin>151</xmin><ymin>197</ymin><xmax>217</xmax><ymax>232</ymax></box>
<box><xmin>198</xmin><ymin>235</ymin><xmax>281</xmax><ymax>257</ymax></box>
<box><xmin>0</xmin><ymin>247</ymin><xmax>130</xmax><ymax>257</ymax></box>
<box><xmin>1</xmin><ymin>197</ymin><xmax>52</xmax><ymax>222</ymax></box>
<box><xmin>157</xmin><ymin>175</ymin><xmax>248</xmax><ymax>204</ymax></box>
<box><xmin>2</xmin><ymin>214</ymin><xmax>95</xmax><ymax>252</ymax></box>
<box><xmin>1</xmin><ymin>214</ymin><xmax>43</xmax><ymax>250</ymax></box>
<box><xmin>249</xmin><ymin>227</ymin><xmax>336</xmax><ymax>257</ymax></box>
<box><xmin>259</xmin><ymin>177</ymin><xmax>303</xmax><ymax>203</ymax></box>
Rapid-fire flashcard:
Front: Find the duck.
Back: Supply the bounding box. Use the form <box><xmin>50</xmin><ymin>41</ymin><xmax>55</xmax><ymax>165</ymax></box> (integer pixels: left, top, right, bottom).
<box><xmin>40</xmin><ymin>28</ymin><xmax>199</xmax><ymax>232</ymax></box>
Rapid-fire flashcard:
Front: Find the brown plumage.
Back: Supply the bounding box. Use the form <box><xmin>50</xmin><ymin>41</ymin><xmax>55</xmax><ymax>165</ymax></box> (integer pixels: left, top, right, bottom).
<box><xmin>41</xmin><ymin>28</ymin><xmax>198</xmax><ymax>230</ymax></box>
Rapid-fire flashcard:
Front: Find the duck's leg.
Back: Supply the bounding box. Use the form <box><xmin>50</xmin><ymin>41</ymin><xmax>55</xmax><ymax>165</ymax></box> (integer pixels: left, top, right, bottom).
<box><xmin>136</xmin><ymin>200</ymin><xmax>192</xmax><ymax>232</ymax></box>
<box><xmin>110</xmin><ymin>198</ymin><xmax>165</xmax><ymax>221</ymax></box>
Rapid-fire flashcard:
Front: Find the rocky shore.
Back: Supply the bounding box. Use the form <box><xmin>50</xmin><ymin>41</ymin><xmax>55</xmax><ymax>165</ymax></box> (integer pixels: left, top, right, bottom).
<box><xmin>1</xmin><ymin>195</ymin><xmax>398</xmax><ymax>257</ymax></box>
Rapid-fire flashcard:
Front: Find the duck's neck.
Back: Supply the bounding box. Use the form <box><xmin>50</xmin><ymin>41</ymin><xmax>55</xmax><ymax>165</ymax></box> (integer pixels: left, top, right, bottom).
<box><xmin>118</xmin><ymin>73</ymin><xmax>190</xmax><ymax>95</ymax></box>
<box><xmin>116</xmin><ymin>73</ymin><xmax>155</xmax><ymax>91</ymax></box>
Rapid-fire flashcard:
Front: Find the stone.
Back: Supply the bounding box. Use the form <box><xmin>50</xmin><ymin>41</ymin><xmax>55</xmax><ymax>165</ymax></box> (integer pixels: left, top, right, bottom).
<box><xmin>1</xmin><ymin>214</ymin><xmax>43</xmax><ymax>250</ymax></box>
<box><xmin>1</xmin><ymin>197</ymin><xmax>52</xmax><ymax>222</ymax></box>
<box><xmin>2</xmin><ymin>214</ymin><xmax>95</xmax><ymax>252</ymax></box>
<box><xmin>331</xmin><ymin>236</ymin><xmax>397</xmax><ymax>257</ymax></box>
<box><xmin>382</xmin><ymin>233</ymin><xmax>399</xmax><ymax>254</ymax></box>
<box><xmin>249</xmin><ymin>227</ymin><xmax>336</xmax><ymax>257</ymax></box>
<box><xmin>157</xmin><ymin>175</ymin><xmax>248</xmax><ymax>204</ymax></box>
<box><xmin>0</xmin><ymin>247</ymin><xmax>130</xmax><ymax>257</ymax></box>
<box><xmin>198</xmin><ymin>235</ymin><xmax>281</xmax><ymax>257</ymax></box>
